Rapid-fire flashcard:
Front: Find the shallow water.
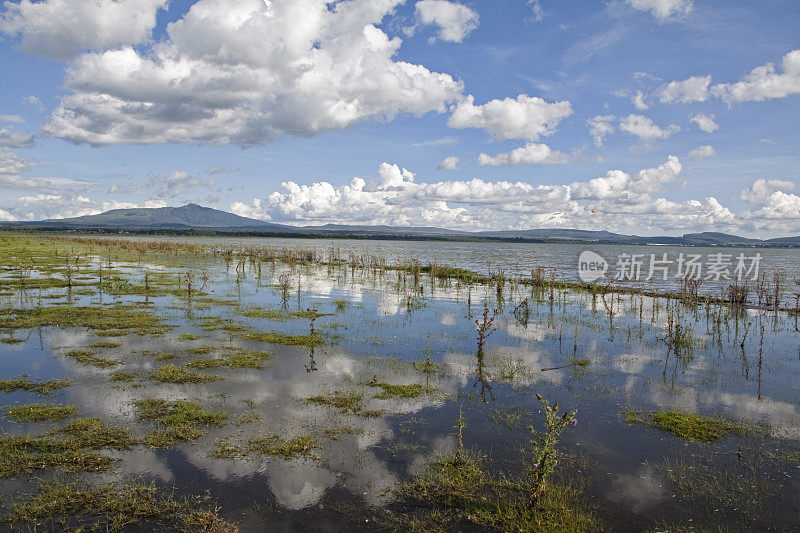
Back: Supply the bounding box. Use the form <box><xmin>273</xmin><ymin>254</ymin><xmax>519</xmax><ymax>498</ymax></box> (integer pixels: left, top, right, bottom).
<box><xmin>1</xmin><ymin>236</ymin><xmax>799</xmax><ymax>531</ymax></box>
<box><xmin>99</xmin><ymin>235</ymin><xmax>800</xmax><ymax>305</ymax></box>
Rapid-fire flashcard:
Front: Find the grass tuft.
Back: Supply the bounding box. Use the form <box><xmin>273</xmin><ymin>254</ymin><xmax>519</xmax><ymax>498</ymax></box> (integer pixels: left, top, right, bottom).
<box><xmin>5</xmin><ymin>403</ymin><xmax>76</xmax><ymax>422</ymax></box>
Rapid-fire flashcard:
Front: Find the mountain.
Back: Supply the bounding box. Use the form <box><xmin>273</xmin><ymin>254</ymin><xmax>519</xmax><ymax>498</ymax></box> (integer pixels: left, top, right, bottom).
<box><xmin>3</xmin><ymin>204</ymin><xmax>799</xmax><ymax>247</ymax></box>
<box><xmin>15</xmin><ymin>203</ymin><xmax>285</xmax><ymax>229</ymax></box>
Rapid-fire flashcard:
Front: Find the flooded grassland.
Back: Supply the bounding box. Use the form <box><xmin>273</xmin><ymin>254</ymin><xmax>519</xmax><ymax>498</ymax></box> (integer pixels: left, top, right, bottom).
<box><xmin>0</xmin><ymin>234</ymin><xmax>798</xmax><ymax>532</ymax></box>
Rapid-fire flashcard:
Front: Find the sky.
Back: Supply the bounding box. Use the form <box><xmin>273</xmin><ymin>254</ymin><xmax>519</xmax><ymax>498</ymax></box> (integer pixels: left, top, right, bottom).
<box><xmin>0</xmin><ymin>0</ymin><xmax>799</xmax><ymax>237</ymax></box>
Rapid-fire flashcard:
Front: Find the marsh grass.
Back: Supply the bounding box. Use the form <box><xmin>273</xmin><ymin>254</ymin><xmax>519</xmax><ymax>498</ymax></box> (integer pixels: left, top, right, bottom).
<box><xmin>150</xmin><ymin>364</ymin><xmax>223</xmax><ymax>384</ymax></box>
<box><xmin>188</xmin><ymin>350</ymin><xmax>273</xmax><ymax>370</ymax></box>
<box><xmin>395</xmin><ymin>452</ymin><xmax>595</xmax><ymax>532</ymax></box>
<box><xmin>5</xmin><ymin>403</ymin><xmax>76</xmax><ymax>422</ymax></box>
<box><xmin>238</xmin><ymin>330</ymin><xmax>323</xmax><ymax>346</ymax></box>
<box><xmin>2</xmin><ymin>480</ymin><xmax>238</xmax><ymax>532</ymax></box>
<box><xmin>135</xmin><ymin>398</ymin><xmax>226</xmax><ymax>448</ymax></box>
<box><xmin>64</xmin><ymin>349</ymin><xmax>121</xmax><ymax>368</ymax></box>
<box><xmin>366</xmin><ymin>377</ymin><xmax>426</xmax><ymax>399</ymax></box>
<box><xmin>0</xmin><ymin>305</ymin><xmax>170</xmax><ymax>336</ymax></box>
<box><xmin>0</xmin><ymin>337</ymin><xmax>24</xmax><ymax>344</ymax></box>
<box><xmin>60</xmin><ymin>417</ymin><xmax>137</xmax><ymax>449</ymax></box>
<box><xmin>625</xmin><ymin>410</ymin><xmax>758</xmax><ymax>442</ymax></box>
<box><xmin>109</xmin><ymin>370</ymin><xmax>137</xmax><ymax>383</ymax></box>
<box><xmin>0</xmin><ymin>377</ymin><xmax>69</xmax><ymax>395</ymax></box>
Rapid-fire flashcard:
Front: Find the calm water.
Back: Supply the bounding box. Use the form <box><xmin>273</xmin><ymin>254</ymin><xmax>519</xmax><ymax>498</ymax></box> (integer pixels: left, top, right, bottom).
<box><xmin>101</xmin><ymin>235</ymin><xmax>800</xmax><ymax>304</ymax></box>
<box><xmin>1</xmin><ymin>236</ymin><xmax>799</xmax><ymax>531</ymax></box>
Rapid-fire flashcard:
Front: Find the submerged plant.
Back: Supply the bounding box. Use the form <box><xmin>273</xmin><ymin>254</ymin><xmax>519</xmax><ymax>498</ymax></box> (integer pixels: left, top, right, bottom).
<box><xmin>528</xmin><ymin>394</ymin><xmax>578</xmax><ymax>503</ymax></box>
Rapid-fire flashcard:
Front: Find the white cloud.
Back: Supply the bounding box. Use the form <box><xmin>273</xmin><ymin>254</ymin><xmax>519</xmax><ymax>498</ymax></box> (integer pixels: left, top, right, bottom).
<box><xmin>690</xmin><ymin>112</ymin><xmax>718</xmax><ymax>133</ymax></box>
<box><xmin>588</xmin><ymin>114</ymin><xmax>615</xmax><ymax>147</ymax></box>
<box><xmin>0</xmin><ymin>148</ymin><xmax>30</xmax><ymax>175</ymax></box>
<box><xmin>0</xmin><ymin>209</ymin><xmax>15</xmax><ymax>221</ymax></box>
<box><xmin>528</xmin><ymin>0</ymin><xmax>545</xmax><ymax>22</ymax></box>
<box><xmin>477</xmin><ymin>143</ymin><xmax>567</xmax><ymax>166</ymax></box>
<box><xmin>625</xmin><ymin>0</ymin><xmax>693</xmax><ymax>23</ymax></box>
<box><xmin>711</xmin><ymin>49</ymin><xmax>800</xmax><ymax>103</ymax></box>
<box><xmin>632</xmin><ymin>90</ymin><xmax>649</xmax><ymax>110</ymax></box>
<box><xmin>208</xmin><ymin>166</ymin><xmax>238</xmax><ymax>175</ymax></box>
<box><xmin>571</xmin><ymin>155</ymin><xmax>682</xmax><ymax>200</ymax></box>
<box><xmin>108</xmin><ymin>170</ymin><xmax>213</xmax><ymax>198</ymax></box>
<box><xmin>8</xmin><ymin>193</ymin><xmax>165</xmax><ymax>221</ymax></box>
<box><xmin>619</xmin><ymin>114</ymin><xmax>679</xmax><ymax>143</ymax></box>
<box><xmin>658</xmin><ymin>75</ymin><xmax>711</xmax><ymax>103</ymax></box>
<box><xmin>0</xmin><ymin>114</ymin><xmax>24</xmax><ymax>123</ymax></box>
<box><xmin>740</xmin><ymin>179</ymin><xmax>795</xmax><ymax>203</ymax></box>
<box><xmin>0</xmin><ymin>129</ymin><xmax>34</xmax><ymax>148</ymax></box>
<box><xmin>437</xmin><ymin>156</ymin><xmax>459</xmax><ymax>170</ymax></box>
<box><xmin>688</xmin><ymin>145</ymin><xmax>715</xmax><ymax>159</ymax></box>
<box><xmin>41</xmin><ymin>0</ymin><xmax>463</xmax><ymax>146</ymax></box>
<box><xmin>0</xmin><ymin>0</ymin><xmax>167</xmax><ymax>60</ymax></box>
<box><xmin>447</xmin><ymin>94</ymin><xmax>572</xmax><ymax>141</ymax></box>
<box><xmin>415</xmin><ymin>0</ymin><xmax>479</xmax><ymax>43</ymax></box>
<box><xmin>22</xmin><ymin>95</ymin><xmax>44</xmax><ymax>110</ymax></box>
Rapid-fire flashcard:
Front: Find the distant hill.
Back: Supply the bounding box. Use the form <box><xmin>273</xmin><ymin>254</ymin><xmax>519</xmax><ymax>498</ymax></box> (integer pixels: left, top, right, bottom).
<box><xmin>14</xmin><ymin>203</ymin><xmax>285</xmax><ymax>229</ymax></box>
<box><xmin>2</xmin><ymin>204</ymin><xmax>799</xmax><ymax>247</ymax></box>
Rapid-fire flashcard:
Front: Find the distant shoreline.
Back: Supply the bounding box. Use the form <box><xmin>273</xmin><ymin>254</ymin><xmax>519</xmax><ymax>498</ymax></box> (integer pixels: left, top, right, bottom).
<box><xmin>2</xmin><ymin>226</ymin><xmax>798</xmax><ymax>249</ymax></box>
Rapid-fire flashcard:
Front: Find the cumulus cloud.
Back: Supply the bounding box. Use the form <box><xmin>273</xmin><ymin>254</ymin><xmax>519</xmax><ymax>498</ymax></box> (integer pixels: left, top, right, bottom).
<box><xmin>7</xmin><ymin>193</ymin><xmax>165</xmax><ymax>221</ymax></box>
<box><xmin>588</xmin><ymin>115</ymin><xmax>615</xmax><ymax>147</ymax></box>
<box><xmin>688</xmin><ymin>145</ymin><xmax>715</xmax><ymax>159</ymax></box>
<box><xmin>712</xmin><ymin>49</ymin><xmax>800</xmax><ymax>103</ymax></box>
<box><xmin>619</xmin><ymin>114</ymin><xmax>679</xmax><ymax>143</ymax></box>
<box><xmin>437</xmin><ymin>156</ymin><xmax>459</xmax><ymax>170</ymax></box>
<box><xmin>448</xmin><ymin>94</ymin><xmax>572</xmax><ymax>141</ymax></box>
<box><xmin>477</xmin><ymin>143</ymin><xmax>567</xmax><ymax>166</ymax></box>
<box><xmin>0</xmin><ymin>129</ymin><xmax>34</xmax><ymax>148</ymax></box>
<box><xmin>41</xmin><ymin>0</ymin><xmax>463</xmax><ymax>146</ymax></box>
<box><xmin>690</xmin><ymin>112</ymin><xmax>718</xmax><ymax>133</ymax></box>
<box><xmin>415</xmin><ymin>0</ymin><xmax>479</xmax><ymax>43</ymax></box>
<box><xmin>740</xmin><ymin>179</ymin><xmax>795</xmax><ymax>203</ymax></box>
<box><xmin>658</xmin><ymin>75</ymin><xmax>711</xmax><ymax>103</ymax></box>
<box><xmin>226</xmin><ymin>156</ymin><xmax>784</xmax><ymax>234</ymax></box>
<box><xmin>632</xmin><ymin>90</ymin><xmax>649</xmax><ymax>110</ymax></box>
<box><xmin>0</xmin><ymin>209</ymin><xmax>15</xmax><ymax>221</ymax></box>
<box><xmin>0</xmin><ymin>0</ymin><xmax>167</xmax><ymax>60</ymax></box>
<box><xmin>0</xmin><ymin>148</ymin><xmax>30</xmax><ymax>175</ymax></box>
<box><xmin>571</xmin><ymin>155</ymin><xmax>682</xmax><ymax>201</ymax></box>
<box><xmin>625</xmin><ymin>0</ymin><xmax>693</xmax><ymax>23</ymax></box>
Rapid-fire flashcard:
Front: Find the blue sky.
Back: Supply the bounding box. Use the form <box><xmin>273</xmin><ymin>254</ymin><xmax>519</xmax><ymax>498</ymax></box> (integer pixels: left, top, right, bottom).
<box><xmin>0</xmin><ymin>0</ymin><xmax>799</xmax><ymax>236</ymax></box>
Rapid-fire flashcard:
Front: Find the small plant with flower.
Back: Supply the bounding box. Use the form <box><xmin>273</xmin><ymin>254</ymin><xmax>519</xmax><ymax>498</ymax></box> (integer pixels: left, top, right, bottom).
<box><xmin>528</xmin><ymin>393</ymin><xmax>578</xmax><ymax>504</ymax></box>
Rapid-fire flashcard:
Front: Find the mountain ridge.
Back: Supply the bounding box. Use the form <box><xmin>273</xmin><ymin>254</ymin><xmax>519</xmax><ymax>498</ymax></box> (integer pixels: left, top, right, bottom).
<box><xmin>3</xmin><ymin>203</ymin><xmax>799</xmax><ymax>247</ymax></box>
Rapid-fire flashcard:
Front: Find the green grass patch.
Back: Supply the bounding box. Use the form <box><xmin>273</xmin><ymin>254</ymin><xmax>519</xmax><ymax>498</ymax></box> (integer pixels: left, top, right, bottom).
<box><xmin>109</xmin><ymin>370</ymin><xmax>137</xmax><ymax>383</ymax></box>
<box><xmin>0</xmin><ymin>337</ymin><xmax>24</xmax><ymax>344</ymax></box>
<box><xmin>178</xmin><ymin>333</ymin><xmax>203</xmax><ymax>341</ymax></box>
<box><xmin>0</xmin><ymin>377</ymin><xmax>69</xmax><ymax>395</ymax></box>
<box><xmin>5</xmin><ymin>403</ymin><xmax>76</xmax><ymax>422</ymax></box>
<box><xmin>187</xmin><ymin>344</ymin><xmax>214</xmax><ymax>355</ymax></box>
<box><xmin>2</xmin><ymin>480</ymin><xmax>238</xmax><ymax>532</ymax></box>
<box><xmin>306</xmin><ymin>390</ymin><xmax>365</xmax><ymax>414</ymax></box>
<box><xmin>0</xmin><ymin>305</ymin><xmax>170</xmax><ymax>336</ymax></box>
<box><xmin>649</xmin><ymin>410</ymin><xmax>747</xmax><ymax>442</ymax></box>
<box><xmin>395</xmin><ymin>453</ymin><xmax>596</xmax><ymax>532</ymax></box>
<box><xmin>134</xmin><ymin>398</ymin><xmax>226</xmax><ymax>448</ymax></box>
<box><xmin>238</xmin><ymin>330</ymin><xmax>323</xmax><ymax>347</ymax></box>
<box><xmin>64</xmin><ymin>349</ymin><xmax>121</xmax><ymax>368</ymax></box>
<box><xmin>60</xmin><ymin>417</ymin><xmax>137</xmax><ymax>449</ymax></box>
<box><xmin>0</xmin><ymin>435</ymin><xmax>112</xmax><ymax>478</ymax></box>
<box><xmin>366</xmin><ymin>377</ymin><xmax>425</xmax><ymax>399</ymax></box>
<box><xmin>246</xmin><ymin>435</ymin><xmax>319</xmax><ymax>460</ymax></box>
